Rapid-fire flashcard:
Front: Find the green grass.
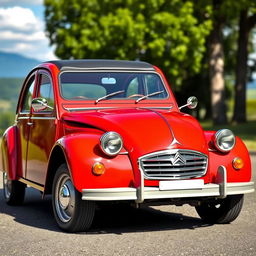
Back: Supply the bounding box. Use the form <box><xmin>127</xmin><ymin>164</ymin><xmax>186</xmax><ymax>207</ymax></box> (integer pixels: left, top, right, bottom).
<box><xmin>247</xmin><ymin>89</ymin><xmax>256</xmax><ymax>100</ymax></box>
<box><xmin>200</xmin><ymin>120</ymin><xmax>256</xmax><ymax>152</ymax></box>
<box><xmin>0</xmin><ymin>100</ymin><xmax>11</xmax><ymax>111</ymax></box>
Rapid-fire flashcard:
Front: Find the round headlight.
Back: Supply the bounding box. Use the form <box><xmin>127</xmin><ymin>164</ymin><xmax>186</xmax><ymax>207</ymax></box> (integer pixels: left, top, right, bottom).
<box><xmin>100</xmin><ymin>132</ymin><xmax>123</xmax><ymax>156</ymax></box>
<box><xmin>214</xmin><ymin>129</ymin><xmax>236</xmax><ymax>152</ymax></box>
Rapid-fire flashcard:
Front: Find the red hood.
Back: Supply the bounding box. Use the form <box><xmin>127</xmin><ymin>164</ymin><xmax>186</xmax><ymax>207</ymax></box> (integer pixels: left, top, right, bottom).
<box><xmin>62</xmin><ymin>108</ymin><xmax>208</xmax><ymax>156</ymax></box>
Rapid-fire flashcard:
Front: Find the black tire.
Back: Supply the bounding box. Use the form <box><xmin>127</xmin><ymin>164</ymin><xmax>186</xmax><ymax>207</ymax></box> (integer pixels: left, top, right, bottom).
<box><xmin>52</xmin><ymin>164</ymin><xmax>95</xmax><ymax>232</ymax></box>
<box><xmin>3</xmin><ymin>172</ymin><xmax>26</xmax><ymax>205</ymax></box>
<box><xmin>195</xmin><ymin>194</ymin><xmax>244</xmax><ymax>224</ymax></box>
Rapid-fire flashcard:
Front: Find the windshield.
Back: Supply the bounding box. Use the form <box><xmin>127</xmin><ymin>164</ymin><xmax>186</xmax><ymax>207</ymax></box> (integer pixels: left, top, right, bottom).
<box><xmin>59</xmin><ymin>72</ymin><xmax>168</xmax><ymax>101</ymax></box>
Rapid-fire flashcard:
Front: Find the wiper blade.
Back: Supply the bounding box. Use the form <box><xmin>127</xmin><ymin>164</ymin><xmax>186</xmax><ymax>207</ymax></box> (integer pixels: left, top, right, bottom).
<box><xmin>95</xmin><ymin>90</ymin><xmax>125</xmax><ymax>104</ymax></box>
<box><xmin>136</xmin><ymin>90</ymin><xmax>164</xmax><ymax>103</ymax></box>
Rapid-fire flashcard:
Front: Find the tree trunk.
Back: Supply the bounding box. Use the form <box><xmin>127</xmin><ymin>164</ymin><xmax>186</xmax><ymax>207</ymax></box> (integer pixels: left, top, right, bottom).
<box><xmin>209</xmin><ymin>0</ymin><xmax>227</xmax><ymax>125</ymax></box>
<box><xmin>233</xmin><ymin>10</ymin><xmax>256</xmax><ymax>123</ymax></box>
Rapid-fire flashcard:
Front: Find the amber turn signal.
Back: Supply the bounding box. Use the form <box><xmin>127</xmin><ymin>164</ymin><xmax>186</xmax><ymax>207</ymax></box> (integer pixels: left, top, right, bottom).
<box><xmin>92</xmin><ymin>162</ymin><xmax>106</xmax><ymax>175</ymax></box>
<box><xmin>232</xmin><ymin>157</ymin><xmax>244</xmax><ymax>170</ymax></box>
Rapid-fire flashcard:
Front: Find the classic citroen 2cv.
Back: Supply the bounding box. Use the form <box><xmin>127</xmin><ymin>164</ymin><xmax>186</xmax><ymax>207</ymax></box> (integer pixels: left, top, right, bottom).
<box><xmin>1</xmin><ymin>60</ymin><xmax>254</xmax><ymax>232</ymax></box>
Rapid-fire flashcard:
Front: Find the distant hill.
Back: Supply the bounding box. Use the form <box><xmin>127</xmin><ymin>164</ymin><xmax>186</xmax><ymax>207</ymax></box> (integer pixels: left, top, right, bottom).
<box><xmin>0</xmin><ymin>52</ymin><xmax>40</xmax><ymax>78</ymax></box>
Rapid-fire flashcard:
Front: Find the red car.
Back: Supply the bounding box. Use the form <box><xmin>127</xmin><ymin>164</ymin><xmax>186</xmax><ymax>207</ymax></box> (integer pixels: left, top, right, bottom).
<box><xmin>1</xmin><ymin>60</ymin><xmax>254</xmax><ymax>232</ymax></box>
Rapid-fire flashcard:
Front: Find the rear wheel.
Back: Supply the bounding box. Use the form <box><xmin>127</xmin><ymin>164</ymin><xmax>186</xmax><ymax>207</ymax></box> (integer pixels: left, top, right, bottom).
<box><xmin>3</xmin><ymin>172</ymin><xmax>26</xmax><ymax>205</ymax></box>
<box><xmin>195</xmin><ymin>195</ymin><xmax>244</xmax><ymax>224</ymax></box>
<box><xmin>52</xmin><ymin>164</ymin><xmax>95</xmax><ymax>232</ymax></box>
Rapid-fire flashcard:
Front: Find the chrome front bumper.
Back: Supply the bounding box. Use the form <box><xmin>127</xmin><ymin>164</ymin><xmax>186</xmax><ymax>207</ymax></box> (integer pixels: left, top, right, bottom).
<box><xmin>82</xmin><ymin>166</ymin><xmax>255</xmax><ymax>203</ymax></box>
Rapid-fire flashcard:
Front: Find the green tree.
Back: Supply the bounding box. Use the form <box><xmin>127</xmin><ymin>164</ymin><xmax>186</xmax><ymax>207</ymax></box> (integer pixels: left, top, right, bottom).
<box><xmin>44</xmin><ymin>0</ymin><xmax>212</xmax><ymax>88</ymax></box>
<box><xmin>232</xmin><ymin>5</ymin><xmax>256</xmax><ymax>123</ymax></box>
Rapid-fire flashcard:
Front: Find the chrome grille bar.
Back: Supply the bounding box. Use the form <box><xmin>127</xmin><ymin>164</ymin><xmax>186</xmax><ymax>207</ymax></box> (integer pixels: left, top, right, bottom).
<box><xmin>138</xmin><ymin>149</ymin><xmax>208</xmax><ymax>180</ymax></box>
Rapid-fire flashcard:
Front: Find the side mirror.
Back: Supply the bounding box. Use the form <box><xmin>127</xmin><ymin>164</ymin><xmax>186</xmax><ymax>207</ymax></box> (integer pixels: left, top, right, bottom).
<box><xmin>179</xmin><ymin>96</ymin><xmax>198</xmax><ymax>110</ymax></box>
<box><xmin>31</xmin><ymin>98</ymin><xmax>53</xmax><ymax>112</ymax></box>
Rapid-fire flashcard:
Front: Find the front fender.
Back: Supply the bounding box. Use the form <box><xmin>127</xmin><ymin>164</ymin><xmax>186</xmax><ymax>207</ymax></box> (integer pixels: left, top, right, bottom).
<box><xmin>55</xmin><ymin>133</ymin><xmax>135</xmax><ymax>192</ymax></box>
<box><xmin>205</xmin><ymin>131</ymin><xmax>251</xmax><ymax>183</ymax></box>
<box><xmin>0</xmin><ymin>126</ymin><xmax>21</xmax><ymax>180</ymax></box>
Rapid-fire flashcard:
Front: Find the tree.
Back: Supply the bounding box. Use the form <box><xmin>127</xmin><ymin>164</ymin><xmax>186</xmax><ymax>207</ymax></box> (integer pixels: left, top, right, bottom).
<box><xmin>44</xmin><ymin>0</ymin><xmax>212</xmax><ymax>89</ymax></box>
<box><xmin>233</xmin><ymin>7</ymin><xmax>256</xmax><ymax>123</ymax></box>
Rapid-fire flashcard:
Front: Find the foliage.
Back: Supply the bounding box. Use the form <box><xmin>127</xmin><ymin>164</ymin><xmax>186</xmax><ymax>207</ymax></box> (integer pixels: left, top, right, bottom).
<box><xmin>0</xmin><ymin>111</ymin><xmax>15</xmax><ymax>135</ymax></box>
<box><xmin>44</xmin><ymin>0</ymin><xmax>212</xmax><ymax>87</ymax></box>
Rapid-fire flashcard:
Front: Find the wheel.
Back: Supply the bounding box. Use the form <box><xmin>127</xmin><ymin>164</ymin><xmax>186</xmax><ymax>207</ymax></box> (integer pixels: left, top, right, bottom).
<box><xmin>195</xmin><ymin>195</ymin><xmax>244</xmax><ymax>224</ymax></box>
<box><xmin>3</xmin><ymin>172</ymin><xmax>26</xmax><ymax>205</ymax></box>
<box><xmin>52</xmin><ymin>164</ymin><xmax>95</xmax><ymax>232</ymax></box>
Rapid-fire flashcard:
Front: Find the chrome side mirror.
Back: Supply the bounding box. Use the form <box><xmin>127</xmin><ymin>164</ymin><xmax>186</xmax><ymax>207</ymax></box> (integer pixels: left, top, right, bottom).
<box><xmin>31</xmin><ymin>98</ymin><xmax>53</xmax><ymax>111</ymax></box>
<box><xmin>179</xmin><ymin>96</ymin><xmax>198</xmax><ymax>110</ymax></box>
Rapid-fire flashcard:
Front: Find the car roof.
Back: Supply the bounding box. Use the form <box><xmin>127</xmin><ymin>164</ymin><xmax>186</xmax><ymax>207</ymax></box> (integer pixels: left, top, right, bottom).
<box><xmin>45</xmin><ymin>59</ymin><xmax>155</xmax><ymax>71</ymax></box>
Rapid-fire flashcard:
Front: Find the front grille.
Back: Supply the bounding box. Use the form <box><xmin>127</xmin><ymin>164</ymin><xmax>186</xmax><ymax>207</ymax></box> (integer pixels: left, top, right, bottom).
<box><xmin>139</xmin><ymin>149</ymin><xmax>208</xmax><ymax>180</ymax></box>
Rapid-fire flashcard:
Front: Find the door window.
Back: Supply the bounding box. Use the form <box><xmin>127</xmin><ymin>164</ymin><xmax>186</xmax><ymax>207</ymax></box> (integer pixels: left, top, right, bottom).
<box><xmin>37</xmin><ymin>73</ymin><xmax>54</xmax><ymax>112</ymax></box>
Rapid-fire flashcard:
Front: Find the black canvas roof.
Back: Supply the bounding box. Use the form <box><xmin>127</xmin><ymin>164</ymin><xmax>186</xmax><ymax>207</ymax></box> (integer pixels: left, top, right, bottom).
<box><xmin>46</xmin><ymin>59</ymin><xmax>155</xmax><ymax>71</ymax></box>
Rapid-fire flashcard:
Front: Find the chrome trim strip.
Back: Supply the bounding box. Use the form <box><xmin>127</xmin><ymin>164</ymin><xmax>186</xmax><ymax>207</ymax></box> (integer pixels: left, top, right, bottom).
<box><xmin>61</xmin><ymin>67</ymin><xmax>155</xmax><ymax>71</ymax></box>
<box><xmin>81</xmin><ymin>182</ymin><xmax>255</xmax><ymax>201</ymax></box>
<box><xmin>119</xmin><ymin>152</ymin><xmax>129</xmax><ymax>155</ymax></box>
<box><xmin>17</xmin><ymin>116</ymin><xmax>29</xmax><ymax>120</ymax></box>
<box><xmin>18</xmin><ymin>178</ymin><xmax>44</xmax><ymax>192</ymax></box>
<box><xmin>64</xmin><ymin>106</ymin><xmax>173</xmax><ymax>112</ymax></box>
<box><xmin>64</xmin><ymin>107</ymin><xmax>115</xmax><ymax>111</ymax></box>
<box><xmin>31</xmin><ymin>116</ymin><xmax>56</xmax><ymax>120</ymax></box>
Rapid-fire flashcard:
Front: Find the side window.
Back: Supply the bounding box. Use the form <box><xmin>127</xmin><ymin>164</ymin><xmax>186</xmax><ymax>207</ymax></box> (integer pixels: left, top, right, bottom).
<box><xmin>126</xmin><ymin>77</ymin><xmax>139</xmax><ymax>96</ymax></box>
<box><xmin>21</xmin><ymin>75</ymin><xmax>36</xmax><ymax>112</ymax></box>
<box><xmin>37</xmin><ymin>73</ymin><xmax>54</xmax><ymax>111</ymax></box>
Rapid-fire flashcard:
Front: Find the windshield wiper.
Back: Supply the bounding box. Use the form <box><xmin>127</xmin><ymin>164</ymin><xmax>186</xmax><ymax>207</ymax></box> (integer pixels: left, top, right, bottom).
<box><xmin>136</xmin><ymin>90</ymin><xmax>164</xmax><ymax>103</ymax></box>
<box><xmin>95</xmin><ymin>90</ymin><xmax>125</xmax><ymax>104</ymax></box>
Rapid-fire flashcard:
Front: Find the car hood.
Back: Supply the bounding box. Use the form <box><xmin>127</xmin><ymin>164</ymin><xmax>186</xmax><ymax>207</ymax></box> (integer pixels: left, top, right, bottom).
<box><xmin>62</xmin><ymin>108</ymin><xmax>208</xmax><ymax>156</ymax></box>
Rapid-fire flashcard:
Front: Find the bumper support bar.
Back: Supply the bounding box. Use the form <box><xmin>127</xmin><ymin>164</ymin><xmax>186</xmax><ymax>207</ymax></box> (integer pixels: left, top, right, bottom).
<box><xmin>82</xmin><ymin>166</ymin><xmax>254</xmax><ymax>202</ymax></box>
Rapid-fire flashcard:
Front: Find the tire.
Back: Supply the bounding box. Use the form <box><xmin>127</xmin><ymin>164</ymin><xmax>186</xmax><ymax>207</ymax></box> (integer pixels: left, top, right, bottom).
<box><xmin>52</xmin><ymin>164</ymin><xmax>95</xmax><ymax>232</ymax></box>
<box><xmin>3</xmin><ymin>172</ymin><xmax>26</xmax><ymax>205</ymax></box>
<box><xmin>195</xmin><ymin>194</ymin><xmax>244</xmax><ymax>224</ymax></box>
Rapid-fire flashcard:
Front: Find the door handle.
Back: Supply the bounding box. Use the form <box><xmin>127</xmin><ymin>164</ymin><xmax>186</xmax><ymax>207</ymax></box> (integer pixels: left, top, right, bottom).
<box><xmin>27</xmin><ymin>122</ymin><xmax>33</xmax><ymax>126</ymax></box>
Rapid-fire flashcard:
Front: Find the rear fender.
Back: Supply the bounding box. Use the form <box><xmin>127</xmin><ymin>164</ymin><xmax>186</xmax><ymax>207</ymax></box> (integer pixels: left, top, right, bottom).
<box><xmin>0</xmin><ymin>126</ymin><xmax>21</xmax><ymax>180</ymax></box>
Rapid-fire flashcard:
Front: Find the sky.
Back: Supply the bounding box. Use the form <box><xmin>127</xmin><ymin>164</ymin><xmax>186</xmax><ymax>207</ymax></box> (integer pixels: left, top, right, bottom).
<box><xmin>0</xmin><ymin>0</ymin><xmax>56</xmax><ymax>61</ymax></box>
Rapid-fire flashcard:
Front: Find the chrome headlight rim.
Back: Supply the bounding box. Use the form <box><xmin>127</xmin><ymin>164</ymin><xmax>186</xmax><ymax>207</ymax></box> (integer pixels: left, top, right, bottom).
<box><xmin>100</xmin><ymin>131</ymin><xmax>123</xmax><ymax>156</ymax></box>
<box><xmin>214</xmin><ymin>129</ymin><xmax>236</xmax><ymax>153</ymax></box>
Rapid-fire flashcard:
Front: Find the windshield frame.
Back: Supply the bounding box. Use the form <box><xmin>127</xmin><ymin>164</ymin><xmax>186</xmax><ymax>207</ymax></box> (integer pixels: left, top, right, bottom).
<box><xmin>58</xmin><ymin>70</ymin><xmax>170</xmax><ymax>103</ymax></box>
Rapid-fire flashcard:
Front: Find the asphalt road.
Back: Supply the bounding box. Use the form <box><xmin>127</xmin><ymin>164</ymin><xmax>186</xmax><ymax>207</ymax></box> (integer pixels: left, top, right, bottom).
<box><xmin>0</xmin><ymin>155</ymin><xmax>255</xmax><ymax>256</ymax></box>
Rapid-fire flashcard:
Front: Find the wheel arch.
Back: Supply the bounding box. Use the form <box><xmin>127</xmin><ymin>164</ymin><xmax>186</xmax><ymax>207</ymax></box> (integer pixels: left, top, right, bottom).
<box><xmin>44</xmin><ymin>144</ymin><xmax>69</xmax><ymax>195</ymax></box>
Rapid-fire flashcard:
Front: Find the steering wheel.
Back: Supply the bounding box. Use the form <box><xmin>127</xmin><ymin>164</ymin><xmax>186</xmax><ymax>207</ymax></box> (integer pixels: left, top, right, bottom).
<box><xmin>127</xmin><ymin>94</ymin><xmax>144</xmax><ymax>99</ymax></box>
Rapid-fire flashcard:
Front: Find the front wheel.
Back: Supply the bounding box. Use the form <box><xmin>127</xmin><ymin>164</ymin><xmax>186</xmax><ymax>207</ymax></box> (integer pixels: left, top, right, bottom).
<box><xmin>3</xmin><ymin>172</ymin><xmax>26</xmax><ymax>205</ymax></box>
<box><xmin>52</xmin><ymin>164</ymin><xmax>95</xmax><ymax>232</ymax></box>
<box><xmin>195</xmin><ymin>194</ymin><xmax>244</xmax><ymax>224</ymax></box>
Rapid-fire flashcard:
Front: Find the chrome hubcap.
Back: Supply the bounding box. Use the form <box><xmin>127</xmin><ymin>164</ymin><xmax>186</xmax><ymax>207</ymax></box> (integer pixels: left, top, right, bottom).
<box><xmin>3</xmin><ymin>172</ymin><xmax>11</xmax><ymax>199</ymax></box>
<box><xmin>59</xmin><ymin>184</ymin><xmax>70</xmax><ymax>209</ymax></box>
<box><xmin>55</xmin><ymin>173</ymin><xmax>75</xmax><ymax>223</ymax></box>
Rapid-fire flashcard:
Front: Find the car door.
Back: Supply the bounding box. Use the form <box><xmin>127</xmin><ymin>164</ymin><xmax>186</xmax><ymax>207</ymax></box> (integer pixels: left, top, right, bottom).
<box><xmin>25</xmin><ymin>70</ymin><xmax>57</xmax><ymax>185</ymax></box>
<box><xmin>16</xmin><ymin>72</ymin><xmax>37</xmax><ymax>179</ymax></box>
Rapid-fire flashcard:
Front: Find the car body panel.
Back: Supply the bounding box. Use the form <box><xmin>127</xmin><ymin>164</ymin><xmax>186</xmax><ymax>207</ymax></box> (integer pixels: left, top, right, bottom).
<box><xmin>0</xmin><ymin>60</ymin><xmax>253</xmax><ymax>203</ymax></box>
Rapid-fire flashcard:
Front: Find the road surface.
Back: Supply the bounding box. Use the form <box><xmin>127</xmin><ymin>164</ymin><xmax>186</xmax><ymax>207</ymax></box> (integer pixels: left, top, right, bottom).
<box><xmin>0</xmin><ymin>155</ymin><xmax>255</xmax><ymax>256</ymax></box>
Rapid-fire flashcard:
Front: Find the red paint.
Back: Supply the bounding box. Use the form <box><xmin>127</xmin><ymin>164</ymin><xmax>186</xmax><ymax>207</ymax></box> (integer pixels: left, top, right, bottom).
<box><xmin>0</xmin><ymin>61</ymin><xmax>252</xmax><ymax>194</ymax></box>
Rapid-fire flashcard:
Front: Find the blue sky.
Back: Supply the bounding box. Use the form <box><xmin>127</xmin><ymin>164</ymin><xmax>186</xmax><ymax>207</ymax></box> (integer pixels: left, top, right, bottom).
<box><xmin>0</xmin><ymin>0</ymin><xmax>56</xmax><ymax>60</ymax></box>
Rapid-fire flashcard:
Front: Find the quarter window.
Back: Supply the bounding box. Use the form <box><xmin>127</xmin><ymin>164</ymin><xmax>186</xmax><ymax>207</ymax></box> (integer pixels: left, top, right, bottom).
<box><xmin>21</xmin><ymin>75</ymin><xmax>36</xmax><ymax>112</ymax></box>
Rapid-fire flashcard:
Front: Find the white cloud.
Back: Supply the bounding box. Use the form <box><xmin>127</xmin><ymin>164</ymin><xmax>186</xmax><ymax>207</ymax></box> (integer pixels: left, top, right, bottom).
<box><xmin>0</xmin><ymin>0</ymin><xmax>43</xmax><ymax>5</ymax></box>
<box><xmin>0</xmin><ymin>6</ymin><xmax>56</xmax><ymax>61</ymax></box>
<box><xmin>0</xmin><ymin>7</ymin><xmax>42</xmax><ymax>32</ymax></box>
